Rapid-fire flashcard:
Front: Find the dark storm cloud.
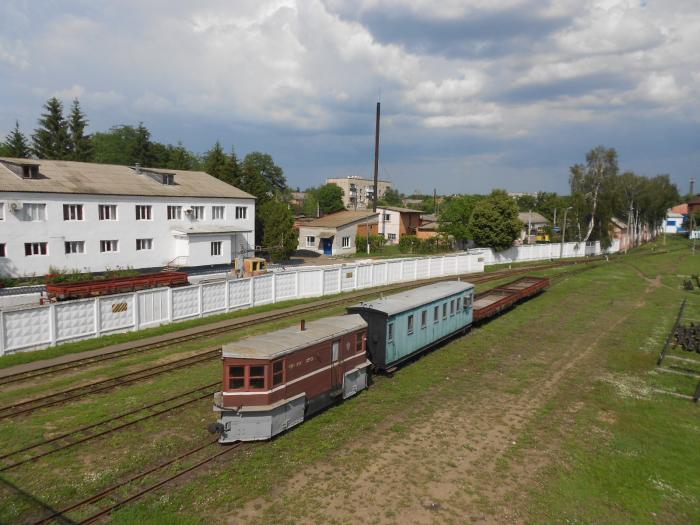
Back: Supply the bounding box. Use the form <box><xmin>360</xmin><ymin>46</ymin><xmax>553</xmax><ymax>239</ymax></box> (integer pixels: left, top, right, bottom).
<box><xmin>498</xmin><ymin>73</ymin><xmax>636</xmax><ymax>103</ymax></box>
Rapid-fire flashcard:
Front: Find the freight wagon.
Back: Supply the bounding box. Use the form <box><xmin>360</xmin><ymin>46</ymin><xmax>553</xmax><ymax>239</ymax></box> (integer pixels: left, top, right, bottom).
<box><xmin>46</xmin><ymin>271</ymin><xmax>189</xmax><ymax>300</ymax></box>
<box><xmin>472</xmin><ymin>276</ymin><xmax>549</xmax><ymax>322</ymax></box>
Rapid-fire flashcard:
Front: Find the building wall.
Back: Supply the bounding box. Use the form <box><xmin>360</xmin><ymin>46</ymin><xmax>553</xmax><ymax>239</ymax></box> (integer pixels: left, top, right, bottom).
<box><xmin>0</xmin><ymin>192</ymin><xmax>254</xmax><ymax>276</ymax></box>
<box><xmin>326</xmin><ymin>177</ymin><xmax>392</xmax><ymax>210</ymax></box>
<box><xmin>298</xmin><ymin>223</ymin><xmax>361</xmax><ymax>256</ymax></box>
<box><xmin>377</xmin><ymin>208</ymin><xmax>421</xmax><ymax>244</ymax></box>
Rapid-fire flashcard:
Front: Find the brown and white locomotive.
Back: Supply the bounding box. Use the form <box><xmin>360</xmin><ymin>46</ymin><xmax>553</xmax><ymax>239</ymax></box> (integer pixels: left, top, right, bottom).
<box><xmin>211</xmin><ymin>315</ymin><xmax>370</xmax><ymax>442</ymax></box>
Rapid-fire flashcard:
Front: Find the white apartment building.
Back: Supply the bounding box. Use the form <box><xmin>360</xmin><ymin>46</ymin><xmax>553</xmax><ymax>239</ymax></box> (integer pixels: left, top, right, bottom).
<box><xmin>325</xmin><ymin>176</ymin><xmax>392</xmax><ymax>210</ymax></box>
<box><xmin>0</xmin><ymin>158</ymin><xmax>255</xmax><ymax>277</ymax></box>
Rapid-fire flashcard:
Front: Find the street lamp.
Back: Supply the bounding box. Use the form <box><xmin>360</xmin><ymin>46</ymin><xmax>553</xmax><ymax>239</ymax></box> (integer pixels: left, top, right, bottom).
<box><xmin>559</xmin><ymin>207</ymin><xmax>572</xmax><ymax>259</ymax></box>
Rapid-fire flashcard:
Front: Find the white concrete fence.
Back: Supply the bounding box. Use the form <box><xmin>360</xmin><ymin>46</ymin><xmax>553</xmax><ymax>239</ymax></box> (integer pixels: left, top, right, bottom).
<box><xmin>0</xmin><ymin>240</ymin><xmax>620</xmax><ymax>355</ymax></box>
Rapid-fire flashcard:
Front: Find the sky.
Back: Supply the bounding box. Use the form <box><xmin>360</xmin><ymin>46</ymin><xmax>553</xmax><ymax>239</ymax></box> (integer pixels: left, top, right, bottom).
<box><xmin>1</xmin><ymin>0</ymin><xmax>699</xmax><ymax>195</ymax></box>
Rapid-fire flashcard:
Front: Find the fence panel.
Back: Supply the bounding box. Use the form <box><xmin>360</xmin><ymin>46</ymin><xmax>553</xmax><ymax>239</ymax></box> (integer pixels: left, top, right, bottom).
<box><xmin>171</xmin><ymin>287</ymin><xmax>200</xmax><ymax>321</ymax></box>
<box><xmin>387</xmin><ymin>261</ymin><xmax>403</xmax><ymax>283</ymax></box>
<box><xmin>229</xmin><ymin>279</ymin><xmax>251</xmax><ymax>309</ymax></box>
<box><xmin>253</xmin><ymin>275</ymin><xmax>274</xmax><ymax>305</ymax></box>
<box><xmin>3</xmin><ymin>306</ymin><xmax>51</xmax><ymax>352</ymax></box>
<box><xmin>340</xmin><ymin>266</ymin><xmax>357</xmax><ymax>292</ymax></box>
<box><xmin>55</xmin><ymin>300</ymin><xmax>95</xmax><ymax>342</ymax></box>
<box><xmin>443</xmin><ymin>255</ymin><xmax>457</xmax><ymax>275</ymax></box>
<box><xmin>298</xmin><ymin>269</ymin><xmax>323</xmax><ymax>297</ymax></box>
<box><xmin>416</xmin><ymin>258</ymin><xmax>430</xmax><ymax>279</ymax></box>
<box><xmin>202</xmin><ymin>282</ymin><xmax>227</xmax><ymax>314</ymax></box>
<box><xmin>372</xmin><ymin>262</ymin><xmax>387</xmax><ymax>286</ymax></box>
<box><xmin>403</xmin><ymin>259</ymin><xmax>417</xmax><ymax>281</ymax></box>
<box><xmin>275</xmin><ymin>272</ymin><xmax>297</xmax><ymax>301</ymax></box>
<box><xmin>99</xmin><ymin>294</ymin><xmax>135</xmax><ymax>332</ymax></box>
<box><xmin>323</xmin><ymin>268</ymin><xmax>341</xmax><ymax>295</ymax></box>
<box><xmin>356</xmin><ymin>265</ymin><xmax>372</xmax><ymax>288</ymax></box>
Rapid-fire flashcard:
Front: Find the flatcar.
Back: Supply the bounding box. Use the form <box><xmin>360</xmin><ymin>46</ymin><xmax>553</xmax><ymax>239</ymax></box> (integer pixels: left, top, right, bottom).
<box><xmin>46</xmin><ymin>271</ymin><xmax>189</xmax><ymax>300</ymax></box>
<box><xmin>211</xmin><ymin>315</ymin><xmax>370</xmax><ymax>442</ymax></box>
<box><xmin>472</xmin><ymin>276</ymin><xmax>549</xmax><ymax>321</ymax></box>
<box><xmin>346</xmin><ymin>280</ymin><xmax>475</xmax><ymax>371</ymax></box>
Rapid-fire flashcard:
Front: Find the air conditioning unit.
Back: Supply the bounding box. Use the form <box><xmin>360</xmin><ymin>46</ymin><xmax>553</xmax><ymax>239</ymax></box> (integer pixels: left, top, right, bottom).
<box><xmin>8</xmin><ymin>200</ymin><xmax>23</xmax><ymax>213</ymax></box>
<box><xmin>183</xmin><ymin>207</ymin><xmax>193</xmax><ymax>214</ymax></box>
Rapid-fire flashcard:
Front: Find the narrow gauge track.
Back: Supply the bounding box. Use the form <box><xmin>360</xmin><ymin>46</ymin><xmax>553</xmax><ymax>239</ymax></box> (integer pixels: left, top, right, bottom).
<box><xmin>0</xmin><ymin>258</ymin><xmax>602</xmax><ymax>389</ymax></box>
<box><xmin>30</xmin><ymin>440</ymin><xmax>243</xmax><ymax>525</ymax></box>
<box><xmin>0</xmin><ymin>260</ymin><xmax>604</xmax><ymax>421</ymax></box>
<box><xmin>0</xmin><ymin>382</ymin><xmax>218</xmax><ymax>472</ymax></box>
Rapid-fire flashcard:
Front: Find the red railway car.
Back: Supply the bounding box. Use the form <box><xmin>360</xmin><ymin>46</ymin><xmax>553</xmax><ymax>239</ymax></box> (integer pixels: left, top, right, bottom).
<box><xmin>473</xmin><ymin>276</ymin><xmax>549</xmax><ymax>321</ymax></box>
<box><xmin>46</xmin><ymin>271</ymin><xmax>189</xmax><ymax>300</ymax></box>
<box><xmin>211</xmin><ymin>315</ymin><xmax>370</xmax><ymax>442</ymax></box>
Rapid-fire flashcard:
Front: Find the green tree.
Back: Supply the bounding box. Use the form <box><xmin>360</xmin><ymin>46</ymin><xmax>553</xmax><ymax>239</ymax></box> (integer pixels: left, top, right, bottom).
<box><xmin>32</xmin><ymin>97</ymin><xmax>71</xmax><ymax>159</ymax></box>
<box><xmin>469</xmin><ymin>190</ymin><xmax>522</xmax><ymax>251</ymax></box>
<box><xmin>92</xmin><ymin>125</ymin><xmax>139</xmax><ymax>165</ymax></box>
<box><xmin>239</xmin><ymin>152</ymin><xmax>287</xmax><ymax>202</ymax></box>
<box><xmin>260</xmin><ymin>200</ymin><xmax>297</xmax><ymax>262</ymax></box>
<box><xmin>67</xmin><ymin>99</ymin><xmax>93</xmax><ymax>161</ymax></box>
<box><xmin>132</xmin><ymin>122</ymin><xmax>153</xmax><ymax>166</ymax></box>
<box><xmin>316</xmin><ymin>183</ymin><xmax>345</xmax><ymax>214</ymax></box>
<box><xmin>2</xmin><ymin>121</ymin><xmax>31</xmax><ymax>158</ymax></box>
<box><xmin>203</xmin><ymin>141</ymin><xmax>237</xmax><ymax>185</ymax></box>
<box><xmin>378</xmin><ymin>187</ymin><xmax>403</xmax><ymax>206</ymax></box>
<box><xmin>438</xmin><ymin>194</ymin><xmax>485</xmax><ymax>243</ymax></box>
<box><xmin>515</xmin><ymin>194</ymin><xmax>538</xmax><ymax>212</ymax></box>
<box><xmin>167</xmin><ymin>141</ymin><xmax>200</xmax><ymax>170</ymax></box>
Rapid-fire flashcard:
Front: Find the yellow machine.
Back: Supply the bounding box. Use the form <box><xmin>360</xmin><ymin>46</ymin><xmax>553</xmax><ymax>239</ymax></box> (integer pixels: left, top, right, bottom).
<box><xmin>234</xmin><ymin>257</ymin><xmax>268</xmax><ymax>277</ymax></box>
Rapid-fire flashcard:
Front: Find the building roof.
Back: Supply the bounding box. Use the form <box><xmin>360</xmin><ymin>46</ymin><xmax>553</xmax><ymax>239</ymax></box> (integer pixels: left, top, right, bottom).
<box><xmin>671</xmin><ymin>203</ymin><xmax>689</xmax><ymax>214</ymax></box>
<box><xmin>610</xmin><ymin>217</ymin><xmax>627</xmax><ymax>229</ymax></box>
<box><xmin>222</xmin><ymin>314</ymin><xmax>367</xmax><ymax>359</ymax></box>
<box><xmin>666</xmin><ymin>211</ymin><xmax>683</xmax><ymax>218</ymax></box>
<box><xmin>378</xmin><ymin>205</ymin><xmax>423</xmax><ymax>214</ymax></box>
<box><xmin>518</xmin><ymin>211</ymin><xmax>549</xmax><ymax>224</ymax></box>
<box><xmin>303</xmin><ymin>210</ymin><xmax>378</xmax><ymax>229</ymax></box>
<box><xmin>417</xmin><ymin>221</ymin><xmax>439</xmax><ymax>231</ymax></box>
<box><xmin>326</xmin><ymin>176</ymin><xmax>391</xmax><ymax>184</ymax></box>
<box><xmin>347</xmin><ymin>280</ymin><xmax>473</xmax><ymax>316</ymax></box>
<box><xmin>0</xmin><ymin>157</ymin><xmax>255</xmax><ymax>199</ymax></box>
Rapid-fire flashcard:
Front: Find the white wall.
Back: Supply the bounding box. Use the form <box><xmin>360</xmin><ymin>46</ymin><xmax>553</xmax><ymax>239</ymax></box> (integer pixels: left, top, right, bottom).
<box><xmin>0</xmin><ymin>192</ymin><xmax>255</xmax><ymax>276</ymax></box>
<box><xmin>377</xmin><ymin>207</ymin><xmax>400</xmax><ymax>244</ymax></box>
<box><xmin>298</xmin><ymin>223</ymin><xmax>361</xmax><ymax>255</ymax></box>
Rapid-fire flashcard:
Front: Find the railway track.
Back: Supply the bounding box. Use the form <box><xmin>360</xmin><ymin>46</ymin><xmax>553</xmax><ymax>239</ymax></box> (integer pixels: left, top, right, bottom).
<box><xmin>0</xmin><ymin>260</ymin><xmax>604</xmax><ymax>421</ymax></box>
<box><xmin>0</xmin><ymin>382</ymin><xmax>218</xmax><ymax>472</ymax></box>
<box><xmin>30</xmin><ymin>439</ymin><xmax>243</xmax><ymax>525</ymax></box>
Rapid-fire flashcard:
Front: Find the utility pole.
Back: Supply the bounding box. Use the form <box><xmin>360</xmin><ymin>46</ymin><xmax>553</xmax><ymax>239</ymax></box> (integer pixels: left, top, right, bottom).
<box><xmin>366</xmin><ymin>215</ymin><xmax>370</xmax><ymax>254</ymax></box>
<box><xmin>433</xmin><ymin>188</ymin><xmax>437</xmax><ymax>216</ymax></box>
<box><xmin>559</xmin><ymin>207</ymin><xmax>571</xmax><ymax>259</ymax></box>
<box><xmin>372</xmin><ymin>101</ymin><xmax>381</xmax><ymax>213</ymax></box>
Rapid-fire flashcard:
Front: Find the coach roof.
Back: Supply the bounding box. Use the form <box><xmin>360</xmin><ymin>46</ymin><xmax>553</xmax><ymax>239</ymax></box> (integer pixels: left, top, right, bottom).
<box><xmin>222</xmin><ymin>314</ymin><xmax>367</xmax><ymax>359</ymax></box>
<box><xmin>348</xmin><ymin>280</ymin><xmax>473</xmax><ymax>316</ymax></box>
<box><xmin>0</xmin><ymin>157</ymin><xmax>255</xmax><ymax>199</ymax></box>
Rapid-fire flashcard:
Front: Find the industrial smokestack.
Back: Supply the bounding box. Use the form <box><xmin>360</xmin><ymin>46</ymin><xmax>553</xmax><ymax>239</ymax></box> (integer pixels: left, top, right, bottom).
<box><xmin>372</xmin><ymin>101</ymin><xmax>381</xmax><ymax>212</ymax></box>
<box><xmin>690</xmin><ymin>178</ymin><xmax>696</xmax><ymax>196</ymax></box>
<box><xmin>300</xmin><ymin>319</ymin><xmax>306</xmax><ymax>331</ymax></box>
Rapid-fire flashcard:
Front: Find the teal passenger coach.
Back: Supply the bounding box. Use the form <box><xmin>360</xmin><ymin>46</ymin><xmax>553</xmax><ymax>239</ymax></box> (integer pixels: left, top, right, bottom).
<box><xmin>347</xmin><ymin>280</ymin><xmax>474</xmax><ymax>371</ymax></box>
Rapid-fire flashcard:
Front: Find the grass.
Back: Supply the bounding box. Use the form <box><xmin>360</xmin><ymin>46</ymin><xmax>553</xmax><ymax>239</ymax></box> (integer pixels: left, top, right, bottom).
<box><xmin>1</xmin><ymin>237</ymin><xmax>697</xmax><ymax>524</ymax></box>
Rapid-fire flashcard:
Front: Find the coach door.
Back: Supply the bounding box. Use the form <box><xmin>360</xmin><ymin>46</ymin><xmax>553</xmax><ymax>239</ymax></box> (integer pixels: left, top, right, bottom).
<box><xmin>331</xmin><ymin>340</ymin><xmax>341</xmax><ymax>392</ymax></box>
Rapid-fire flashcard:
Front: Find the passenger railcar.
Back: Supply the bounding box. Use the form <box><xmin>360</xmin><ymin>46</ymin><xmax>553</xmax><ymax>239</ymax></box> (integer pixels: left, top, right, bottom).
<box><xmin>346</xmin><ymin>281</ymin><xmax>475</xmax><ymax>371</ymax></box>
<box><xmin>211</xmin><ymin>315</ymin><xmax>370</xmax><ymax>442</ymax></box>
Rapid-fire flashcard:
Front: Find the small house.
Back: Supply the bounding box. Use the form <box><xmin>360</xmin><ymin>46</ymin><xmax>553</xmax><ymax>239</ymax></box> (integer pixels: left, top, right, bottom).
<box><xmin>298</xmin><ymin>210</ymin><xmax>378</xmax><ymax>256</ymax></box>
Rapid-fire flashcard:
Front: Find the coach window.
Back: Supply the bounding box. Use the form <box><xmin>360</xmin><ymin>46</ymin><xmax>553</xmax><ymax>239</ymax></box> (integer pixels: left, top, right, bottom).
<box><xmin>450</xmin><ymin>299</ymin><xmax>455</xmax><ymax>316</ymax></box>
<box><xmin>356</xmin><ymin>332</ymin><xmax>364</xmax><ymax>352</ymax></box>
<box><xmin>442</xmin><ymin>303</ymin><xmax>447</xmax><ymax>319</ymax></box>
<box><xmin>248</xmin><ymin>366</ymin><xmax>266</xmax><ymax>389</ymax></box>
<box><xmin>388</xmin><ymin>322</ymin><xmax>394</xmax><ymax>342</ymax></box>
<box><xmin>407</xmin><ymin>314</ymin><xmax>414</xmax><ymax>335</ymax></box>
<box><xmin>272</xmin><ymin>361</ymin><xmax>284</xmax><ymax>386</ymax></box>
<box><xmin>229</xmin><ymin>366</ymin><xmax>245</xmax><ymax>389</ymax></box>
<box><xmin>421</xmin><ymin>310</ymin><xmax>427</xmax><ymax>329</ymax></box>
<box><xmin>456</xmin><ymin>297</ymin><xmax>461</xmax><ymax>311</ymax></box>
<box><xmin>465</xmin><ymin>294</ymin><xmax>472</xmax><ymax>308</ymax></box>
<box><xmin>434</xmin><ymin>305</ymin><xmax>439</xmax><ymax>323</ymax></box>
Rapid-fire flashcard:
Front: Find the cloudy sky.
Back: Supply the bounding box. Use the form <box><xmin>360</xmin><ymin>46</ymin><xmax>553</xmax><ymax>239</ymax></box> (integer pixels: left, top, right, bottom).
<box><xmin>1</xmin><ymin>0</ymin><xmax>698</xmax><ymax>195</ymax></box>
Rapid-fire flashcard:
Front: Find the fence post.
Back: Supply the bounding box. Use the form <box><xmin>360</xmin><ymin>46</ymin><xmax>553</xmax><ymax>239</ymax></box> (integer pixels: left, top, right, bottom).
<box><xmin>94</xmin><ymin>297</ymin><xmax>101</xmax><ymax>337</ymax></box>
<box><xmin>0</xmin><ymin>310</ymin><xmax>4</xmax><ymax>356</ymax></box>
<box><xmin>369</xmin><ymin>263</ymin><xmax>374</xmax><ymax>286</ymax></box>
<box><xmin>249</xmin><ymin>278</ymin><xmax>255</xmax><ymax>307</ymax></box>
<box><xmin>198</xmin><ymin>284</ymin><xmax>203</xmax><ymax>318</ymax></box>
<box><xmin>224</xmin><ymin>280</ymin><xmax>230</xmax><ymax>312</ymax></box>
<box><xmin>295</xmin><ymin>270</ymin><xmax>300</xmax><ymax>298</ymax></box>
<box><xmin>353</xmin><ymin>264</ymin><xmax>358</xmax><ymax>290</ymax></box>
<box><xmin>271</xmin><ymin>273</ymin><xmax>277</xmax><ymax>303</ymax></box>
<box><xmin>320</xmin><ymin>270</ymin><xmax>326</xmax><ymax>296</ymax></box>
<box><xmin>133</xmin><ymin>292</ymin><xmax>141</xmax><ymax>331</ymax></box>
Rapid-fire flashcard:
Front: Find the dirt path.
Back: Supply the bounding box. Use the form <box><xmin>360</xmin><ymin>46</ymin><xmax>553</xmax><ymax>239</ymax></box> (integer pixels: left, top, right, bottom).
<box><xmin>229</xmin><ymin>271</ymin><xmax>654</xmax><ymax>525</ymax></box>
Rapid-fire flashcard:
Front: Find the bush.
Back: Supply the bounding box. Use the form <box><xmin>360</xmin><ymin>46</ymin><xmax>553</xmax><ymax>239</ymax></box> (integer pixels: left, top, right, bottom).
<box><xmin>355</xmin><ymin>235</ymin><xmax>386</xmax><ymax>252</ymax></box>
<box><xmin>399</xmin><ymin>235</ymin><xmax>419</xmax><ymax>253</ymax></box>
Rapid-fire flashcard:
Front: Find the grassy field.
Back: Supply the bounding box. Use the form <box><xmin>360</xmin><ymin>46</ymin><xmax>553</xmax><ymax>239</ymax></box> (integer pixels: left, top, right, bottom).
<box><xmin>0</xmin><ymin>239</ymin><xmax>697</xmax><ymax>524</ymax></box>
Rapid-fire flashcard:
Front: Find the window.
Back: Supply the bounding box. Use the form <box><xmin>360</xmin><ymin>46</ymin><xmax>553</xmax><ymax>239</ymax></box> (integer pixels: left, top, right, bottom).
<box><xmin>387</xmin><ymin>233</ymin><xmax>397</xmax><ymax>241</ymax></box>
<box><xmin>229</xmin><ymin>366</ymin><xmax>245</xmax><ymax>389</ymax></box>
<box><xmin>464</xmin><ymin>293</ymin><xmax>472</xmax><ymax>309</ymax></box>
<box><xmin>388</xmin><ymin>322</ymin><xmax>394</xmax><ymax>342</ymax></box>
<box><xmin>136</xmin><ymin>238</ymin><xmax>153</xmax><ymax>251</ymax></box>
<box><xmin>0</xmin><ymin>244</ymin><xmax>5</xmax><ymax>257</ymax></box>
<box><xmin>165</xmin><ymin>206</ymin><xmax>181</xmax><ymax>220</ymax></box>
<box><xmin>383</xmin><ymin>213</ymin><xmax>391</xmax><ymax>221</ymax></box>
<box><xmin>99</xmin><ymin>204</ymin><xmax>117</xmax><ymax>220</ymax></box>
<box><xmin>235</xmin><ymin>206</ymin><xmax>247</xmax><ymax>219</ymax></box>
<box><xmin>21</xmin><ymin>203</ymin><xmax>46</xmax><ymax>222</ymax></box>
<box><xmin>434</xmin><ymin>305</ymin><xmax>439</xmax><ymax>323</ymax></box>
<box><xmin>356</xmin><ymin>332</ymin><xmax>364</xmax><ymax>352</ymax></box>
<box><xmin>0</xmin><ymin>202</ymin><xmax>4</xmax><ymax>220</ymax></box>
<box><xmin>64</xmin><ymin>241</ymin><xmax>85</xmax><ymax>254</ymax></box>
<box><xmin>212</xmin><ymin>206</ymin><xmax>225</xmax><ymax>220</ymax></box>
<box><xmin>191</xmin><ymin>206</ymin><xmax>204</xmax><ymax>220</ymax></box>
<box><xmin>342</xmin><ymin>236</ymin><xmax>350</xmax><ymax>248</ymax></box>
<box><xmin>135</xmin><ymin>205</ymin><xmax>152</xmax><ymax>220</ymax></box>
<box><xmin>442</xmin><ymin>303</ymin><xmax>447</xmax><ymax>319</ymax></box>
<box><xmin>450</xmin><ymin>299</ymin><xmax>455</xmax><ymax>315</ymax></box>
<box><xmin>63</xmin><ymin>204</ymin><xmax>84</xmax><ymax>221</ymax></box>
<box><xmin>25</xmin><ymin>242</ymin><xmax>47</xmax><ymax>256</ymax></box>
<box><xmin>272</xmin><ymin>361</ymin><xmax>284</xmax><ymax>386</ymax></box>
<box><xmin>306</xmin><ymin>236</ymin><xmax>315</xmax><ymax>247</ymax></box>
<box><xmin>162</xmin><ymin>174</ymin><xmax>174</xmax><ymax>185</ymax></box>
<box><xmin>407</xmin><ymin>314</ymin><xmax>414</xmax><ymax>335</ymax></box>
<box><xmin>211</xmin><ymin>241</ymin><xmax>222</xmax><ymax>256</ymax></box>
<box><xmin>421</xmin><ymin>310</ymin><xmax>427</xmax><ymax>328</ymax></box>
<box><xmin>456</xmin><ymin>297</ymin><xmax>461</xmax><ymax>311</ymax></box>
<box><xmin>248</xmin><ymin>366</ymin><xmax>265</xmax><ymax>389</ymax></box>
<box><xmin>100</xmin><ymin>240</ymin><xmax>118</xmax><ymax>252</ymax></box>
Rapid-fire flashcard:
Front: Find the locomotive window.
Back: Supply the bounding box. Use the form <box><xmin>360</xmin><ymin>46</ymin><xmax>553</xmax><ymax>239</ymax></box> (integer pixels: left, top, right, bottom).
<box><xmin>407</xmin><ymin>314</ymin><xmax>414</xmax><ymax>335</ymax></box>
<box><xmin>356</xmin><ymin>333</ymin><xmax>364</xmax><ymax>352</ymax></box>
<box><xmin>421</xmin><ymin>310</ymin><xmax>427</xmax><ymax>328</ymax></box>
<box><xmin>229</xmin><ymin>366</ymin><xmax>245</xmax><ymax>389</ymax></box>
<box><xmin>442</xmin><ymin>303</ymin><xmax>447</xmax><ymax>319</ymax></box>
<box><xmin>434</xmin><ymin>306</ymin><xmax>439</xmax><ymax>323</ymax></box>
<box><xmin>272</xmin><ymin>361</ymin><xmax>284</xmax><ymax>386</ymax></box>
<box><xmin>388</xmin><ymin>322</ymin><xmax>394</xmax><ymax>342</ymax></box>
<box><xmin>249</xmin><ymin>366</ymin><xmax>265</xmax><ymax>389</ymax></box>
